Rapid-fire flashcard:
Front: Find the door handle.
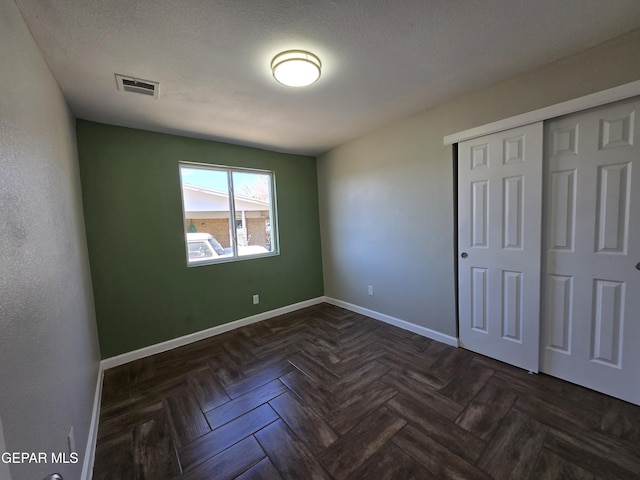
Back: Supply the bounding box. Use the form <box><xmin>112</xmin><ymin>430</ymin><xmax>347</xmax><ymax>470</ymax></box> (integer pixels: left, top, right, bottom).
<box><xmin>43</xmin><ymin>474</ymin><xmax>62</xmax><ymax>480</ymax></box>
<box><xmin>636</xmin><ymin>262</ymin><xmax>640</xmax><ymax>271</ymax></box>
<box><xmin>461</xmin><ymin>252</ymin><xmax>468</xmax><ymax>259</ymax></box>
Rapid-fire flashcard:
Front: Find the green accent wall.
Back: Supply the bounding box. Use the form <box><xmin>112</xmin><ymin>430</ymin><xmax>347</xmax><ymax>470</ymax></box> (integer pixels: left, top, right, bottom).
<box><xmin>76</xmin><ymin>121</ymin><xmax>324</xmax><ymax>358</ymax></box>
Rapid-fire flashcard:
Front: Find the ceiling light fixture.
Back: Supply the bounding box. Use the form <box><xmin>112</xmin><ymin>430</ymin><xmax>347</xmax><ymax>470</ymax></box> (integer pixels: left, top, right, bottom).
<box><xmin>271</xmin><ymin>50</ymin><xmax>321</xmax><ymax>87</ymax></box>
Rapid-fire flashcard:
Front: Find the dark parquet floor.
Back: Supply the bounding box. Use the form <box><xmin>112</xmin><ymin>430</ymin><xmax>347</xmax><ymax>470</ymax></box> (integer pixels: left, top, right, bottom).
<box><xmin>94</xmin><ymin>303</ymin><xmax>640</xmax><ymax>479</ymax></box>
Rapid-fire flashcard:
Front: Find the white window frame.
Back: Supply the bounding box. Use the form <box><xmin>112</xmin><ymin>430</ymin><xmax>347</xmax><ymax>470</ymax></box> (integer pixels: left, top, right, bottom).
<box><xmin>179</xmin><ymin>162</ymin><xmax>279</xmax><ymax>266</ymax></box>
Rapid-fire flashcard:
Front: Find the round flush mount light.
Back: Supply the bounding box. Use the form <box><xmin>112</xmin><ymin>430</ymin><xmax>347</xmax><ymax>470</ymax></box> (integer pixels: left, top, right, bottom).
<box><xmin>271</xmin><ymin>50</ymin><xmax>321</xmax><ymax>87</ymax></box>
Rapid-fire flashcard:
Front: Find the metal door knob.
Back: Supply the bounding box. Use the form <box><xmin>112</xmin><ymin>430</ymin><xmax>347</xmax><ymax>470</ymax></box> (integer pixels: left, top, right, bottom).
<box><xmin>636</xmin><ymin>262</ymin><xmax>640</xmax><ymax>271</ymax></box>
<box><xmin>43</xmin><ymin>474</ymin><xmax>62</xmax><ymax>480</ymax></box>
<box><xmin>461</xmin><ymin>252</ymin><xmax>468</xmax><ymax>259</ymax></box>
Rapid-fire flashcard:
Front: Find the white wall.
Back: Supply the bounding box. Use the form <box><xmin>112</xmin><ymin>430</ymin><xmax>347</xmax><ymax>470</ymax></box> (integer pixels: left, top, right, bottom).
<box><xmin>318</xmin><ymin>29</ymin><xmax>640</xmax><ymax>337</ymax></box>
<box><xmin>0</xmin><ymin>1</ymin><xmax>101</xmax><ymax>479</ymax></box>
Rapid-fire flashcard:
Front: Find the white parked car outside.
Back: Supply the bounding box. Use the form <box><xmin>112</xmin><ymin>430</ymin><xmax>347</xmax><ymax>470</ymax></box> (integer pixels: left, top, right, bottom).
<box><xmin>186</xmin><ymin>232</ymin><xmax>268</xmax><ymax>263</ymax></box>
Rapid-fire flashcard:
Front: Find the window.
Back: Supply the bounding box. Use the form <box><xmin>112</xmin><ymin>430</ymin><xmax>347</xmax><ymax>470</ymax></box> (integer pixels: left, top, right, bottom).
<box><xmin>179</xmin><ymin>163</ymin><xmax>278</xmax><ymax>265</ymax></box>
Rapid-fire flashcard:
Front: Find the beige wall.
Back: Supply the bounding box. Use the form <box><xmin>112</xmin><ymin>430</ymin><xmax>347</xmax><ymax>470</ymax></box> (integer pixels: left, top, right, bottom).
<box><xmin>0</xmin><ymin>1</ymin><xmax>101</xmax><ymax>479</ymax></box>
<box><xmin>317</xmin><ymin>30</ymin><xmax>640</xmax><ymax>337</ymax></box>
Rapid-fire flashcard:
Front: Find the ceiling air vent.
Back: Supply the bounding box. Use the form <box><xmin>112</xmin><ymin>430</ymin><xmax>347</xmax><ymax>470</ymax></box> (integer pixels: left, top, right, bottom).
<box><xmin>115</xmin><ymin>74</ymin><xmax>159</xmax><ymax>99</ymax></box>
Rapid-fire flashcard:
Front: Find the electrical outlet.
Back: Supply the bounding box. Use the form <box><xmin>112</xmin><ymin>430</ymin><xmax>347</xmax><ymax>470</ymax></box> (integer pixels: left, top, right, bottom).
<box><xmin>253</xmin><ymin>294</ymin><xmax>260</xmax><ymax>305</ymax></box>
<box><xmin>368</xmin><ymin>285</ymin><xmax>374</xmax><ymax>296</ymax></box>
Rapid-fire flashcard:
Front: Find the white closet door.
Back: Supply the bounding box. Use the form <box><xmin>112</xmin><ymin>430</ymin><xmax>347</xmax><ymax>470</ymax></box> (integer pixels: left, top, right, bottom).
<box><xmin>458</xmin><ymin>123</ymin><xmax>543</xmax><ymax>372</ymax></box>
<box><xmin>542</xmin><ymin>98</ymin><xmax>640</xmax><ymax>405</ymax></box>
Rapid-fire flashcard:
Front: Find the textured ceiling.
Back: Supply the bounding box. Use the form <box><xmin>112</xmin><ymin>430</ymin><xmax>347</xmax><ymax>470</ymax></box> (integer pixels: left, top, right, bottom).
<box><xmin>14</xmin><ymin>0</ymin><xmax>640</xmax><ymax>155</ymax></box>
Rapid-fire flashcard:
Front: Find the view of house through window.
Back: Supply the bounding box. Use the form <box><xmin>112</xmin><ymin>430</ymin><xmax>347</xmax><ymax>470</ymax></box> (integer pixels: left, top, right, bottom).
<box><xmin>179</xmin><ymin>163</ymin><xmax>277</xmax><ymax>265</ymax></box>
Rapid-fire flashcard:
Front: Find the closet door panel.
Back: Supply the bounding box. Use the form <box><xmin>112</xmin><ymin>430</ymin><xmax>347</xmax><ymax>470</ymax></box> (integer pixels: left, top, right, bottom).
<box><xmin>458</xmin><ymin>123</ymin><xmax>543</xmax><ymax>372</ymax></box>
<box><xmin>541</xmin><ymin>98</ymin><xmax>640</xmax><ymax>405</ymax></box>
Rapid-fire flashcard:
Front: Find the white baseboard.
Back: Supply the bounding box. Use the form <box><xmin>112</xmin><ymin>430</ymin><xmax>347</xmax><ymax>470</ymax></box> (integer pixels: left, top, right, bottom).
<box><xmin>324</xmin><ymin>297</ymin><xmax>459</xmax><ymax>347</ymax></box>
<box><xmin>81</xmin><ymin>363</ymin><xmax>104</xmax><ymax>480</ymax></box>
<box><xmin>101</xmin><ymin>295</ymin><xmax>458</xmax><ymax>370</ymax></box>
<box><xmin>101</xmin><ymin>297</ymin><xmax>325</xmax><ymax>370</ymax></box>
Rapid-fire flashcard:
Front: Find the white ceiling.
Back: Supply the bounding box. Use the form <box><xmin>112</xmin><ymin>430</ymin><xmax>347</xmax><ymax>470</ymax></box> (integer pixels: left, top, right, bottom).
<box><xmin>14</xmin><ymin>0</ymin><xmax>640</xmax><ymax>155</ymax></box>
